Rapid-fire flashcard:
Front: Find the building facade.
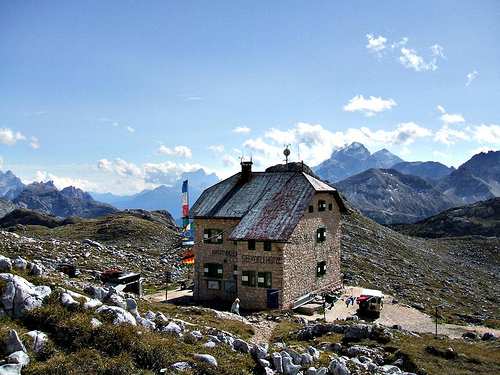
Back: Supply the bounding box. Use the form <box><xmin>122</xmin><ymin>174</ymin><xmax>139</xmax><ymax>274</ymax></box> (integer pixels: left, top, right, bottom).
<box><xmin>191</xmin><ymin>162</ymin><xmax>346</xmax><ymax>310</ymax></box>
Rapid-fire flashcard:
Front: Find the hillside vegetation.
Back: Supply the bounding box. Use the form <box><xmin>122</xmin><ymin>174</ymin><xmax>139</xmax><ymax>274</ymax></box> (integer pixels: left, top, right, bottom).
<box><xmin>390</xmin><ymin>198</ymin><xmax>500</xmax><ymax>238</ymax></box>
<box><xmin>341</xmin><ymin>210</ymin><xmax>499</xmax><ymax>326</ymax></box>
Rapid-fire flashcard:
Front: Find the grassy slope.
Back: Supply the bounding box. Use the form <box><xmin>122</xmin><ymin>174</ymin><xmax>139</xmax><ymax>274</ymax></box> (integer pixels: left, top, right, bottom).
<box><xmin>0</xmin><ymin>271</ymin><xmax>256</xmax><ymax>375</ymax></box>
<box><xmin>341</xmin><ymin>210</ymin><xmax>500</xmax><ymax>325</ymax></box>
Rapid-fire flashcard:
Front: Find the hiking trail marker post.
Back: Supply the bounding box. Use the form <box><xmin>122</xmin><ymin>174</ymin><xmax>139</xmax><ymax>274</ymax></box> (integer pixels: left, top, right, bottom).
<box><xmin>165</xmin><ymin>270</ymin><xmax>172</xmax><ymax>302</ymax></box>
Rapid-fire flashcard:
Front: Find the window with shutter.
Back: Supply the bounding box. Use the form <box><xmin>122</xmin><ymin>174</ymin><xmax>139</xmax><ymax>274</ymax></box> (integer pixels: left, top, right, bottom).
<box><xmin>316</xmin><ymin>261</ymin><xmax>326</xmax><ymax>277</ymax></box>
<box><xmin>318</xmin><ymin>200</ymin><xmax>326</xmax><ymax>211</ymax></box>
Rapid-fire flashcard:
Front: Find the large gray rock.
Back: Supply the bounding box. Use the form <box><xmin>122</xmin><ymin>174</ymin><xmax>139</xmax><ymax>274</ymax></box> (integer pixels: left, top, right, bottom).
<box><xmin>193</xmin><ymin>354</ymin><xmax>217</xmax><ymax>367</ymax></box>
<box><xmin>29</xmin><ymin>263</ymin><xmax>45</xmax><ymax>277</ymax></box>
<box><xmin>301</xmin><ymin>352</ymin><xmax>314</xmax><ymax>366</ymax></box>
<box><xmin>0</xmin><ymin>364</ymin><xmax>22</xmax><ymax>375</ymax></box>
<box><xmin>5</xmin><ymin>330</ymin><xmax>26</xmax><ymax>355</ymax></box>
<box><xmin>60</xmin><ymin>292</ymin><xmax>80</xmax><ymax>309</ymax></box>
<box><xmin>0</xmin><ymin>256</ymin><xmax>12</xmax><ymax>272</ymax></box>
<box><xmin>308</xmin><ymin>346</ymin><xmax>320</xmax><ymax>360</ymax></box>
<box><xmin>0</xmin><ymin>274</ymin><xmax>51</xmax><ymax>318</ymax></box>
<box><xmin>252</xmin><ymin>344</ymin><xmax>268</xmax><ymax>359</ymax></box>
<box><xmin>282</xmin><ymin>355</ymin><xmax>301</xmax><ymax>375</ymax></box>
<box><xmin>137</xmin><ymin>316</ymin><xmax>156</xmax><ymax>330</ymax></box>
<box><xmin>329</xmin><ymin>358</ymin><xmax>351</xmax><ymax>375</ymax></box>
<box><xmin>169</xmin><ymin>361</ymin><xmax>192</xmax><ymax>372</ymax></box>
<box><xmin>6</xmin><ymin>351</ymin><xmax>30</xmax><ymax>367</ymax></box>
<box><xmin>379</xmin><ymin>365</ymin><xmax>402</xmax><ymax>374</ymax></box>
<box><xmin>316</xmin><ymin>367</ymin><xmax>328</xmax><ymax>375</ymax></box>
<box><xmin>12</xmin><ymin>257</ymin><xmax>27</xmax><ymax>271</ymax></box>
<box><xmin>233</xmin><ymin>338</ymin><xmax>251</xmax><ymax>353</ymax></box>
<box><xmin>126</xmin><ymin>298</ymin><xmax>138</xmax><ymax>315</ymax></box>
<box><xmin>95</xmin><ymin>305</ymin><xmax>137</xmax><ymax>326</ymax></box>
<box><xmin>272</xmin><ymin>352</ymin><xmax>283</xmax><ymax>373</ymax></box>
<box><xmin>344</xmin><ymin>324</ymin><xmax>373</xmax><ymax>341</ymax></box>
<box><xmin>25</xmin><ymin>330</ymin><xmax>48</xmax><ymax>354</ymax></box>
<box><xmin>163</xmin><ymin>321</ymin><xmax>183</xmax><ymax>336</ymax></box>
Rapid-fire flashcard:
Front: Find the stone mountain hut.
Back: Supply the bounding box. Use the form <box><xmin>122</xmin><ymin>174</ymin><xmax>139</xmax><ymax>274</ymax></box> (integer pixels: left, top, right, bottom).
<box><xmin>190</xmin><ymin>160</ymin><xmax>347</xmax><ymax>310</ymax></box>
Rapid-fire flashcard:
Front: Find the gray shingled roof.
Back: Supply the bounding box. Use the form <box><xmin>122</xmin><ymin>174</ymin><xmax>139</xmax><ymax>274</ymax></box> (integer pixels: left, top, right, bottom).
<box><xmin>190</xmin><ymin>170</ymin><xmax>346</xmax><ymax>241</ymax></box>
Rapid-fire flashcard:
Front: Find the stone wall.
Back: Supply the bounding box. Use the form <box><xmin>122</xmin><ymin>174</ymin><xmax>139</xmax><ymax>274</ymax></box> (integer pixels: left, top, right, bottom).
<box><xmin>193</xmin><ymin>218</ymin><xmax>240</xmax><ymax>303</ymax></box>
<box><xmin>281</xmin><ymin>192</ymin><xmax>342</xmax><ymax>308</ymax></box>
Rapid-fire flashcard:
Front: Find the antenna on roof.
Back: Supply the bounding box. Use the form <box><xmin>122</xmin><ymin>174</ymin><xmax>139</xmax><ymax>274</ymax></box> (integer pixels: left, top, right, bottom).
<box><xmin>283</xmin><ymin>144</ymin><xmax>291</xmax><ymax>165</ymax></box>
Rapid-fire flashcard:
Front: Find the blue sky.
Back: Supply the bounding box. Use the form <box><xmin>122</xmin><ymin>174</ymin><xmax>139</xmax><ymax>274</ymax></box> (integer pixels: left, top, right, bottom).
<box><xmin>1</xmin><ymin>1</ymin><xmax>499</xmax><ymax>194</ymax></box>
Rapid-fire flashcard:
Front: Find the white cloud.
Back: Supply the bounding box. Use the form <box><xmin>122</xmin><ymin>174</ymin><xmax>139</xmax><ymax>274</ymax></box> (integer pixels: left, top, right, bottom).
<box><xmin>98</xmin><ymin>158</ymin><xmax>142</xmax><ymax>177</ymax></box>
<box><xmin>233</xmin><ymin>126</ymin><xmax>251</xmax><ymax>134</ymax></box>
<box><xmin>0</xmin><ymin>156</ymin><xmax>3</xmax><ymax>169</ymax></box>
<box><xmin>430</xmin><ymin>44</ymin><xmax>445</xmax><ymax>58</ymax></box>
<box><xmin>366</xmin><ymin>34</ymin><xmax>387</xmax><ymax>55</ymax></box>
<box><xmin>33</xmin><ymin>171</ymin><xmax>97</xmax><ymax>191</ymax></box>
<box><xmin>436</xmin><ymin>105</ymin><xmax>465</xmax><ymax>125</ymax></box>
<box><xmin>343</xmin><ymin>95</ymin><xmax>397</xmax><ymax>117</ymax></box>
<box><xmin>367</xmin><ymin>35</ymin><xmax>444</xmax><ymax>72</ymax></box>
<box><xmin>29</xmin><ymin>137</ymin><xmax>40</xmax><ymax>149</ymax></box>
<box><xmin>208</xmin><ymin>144</ymin><xmax>225</xmax><ymax>153</ymax></box>
<box><xmin>96</xmin><ymin>158</ymin><xmax>212</xmax><ymax>188</ymax></box>
<box><xmin>158</xmin><ymin>145</ymin><xmax>193</xmax><ymax>158</ymax></box>
<box><xmin>441</xmin><ymin>113</ymin><xmax>465</xmax><ymax>125</ymax></box>
<box><xmin>434</xmin><ymin>125</ymin><xmax>468</xmax><ymax>145</ymax></box>
<box><xmin>472</xmin><ymin>124</ymin><xmax>500</xmax><ymax>144</ymax></box>
<box><xmin>222</xmin><ymin>154</ymin><xmax>239</xmax><ymax>168</ymax></box>
<box><xmin>399</xmin><ymin>47</ymin><xmax>438</xmax><ymax>72</ymax></box>
<box><xmin>0</xmin><ymin>128</ymin><xmax>26</xmax><ymax>145</ymax></box>
<box><xmin>466</xmin><ymin>70</ymin><xmax>478</xmax><ymax>87</ymax></box>
<box><xmin>126</xmin><ymin>126</ymin><xmax>135</xmax><ymax>133</ymax></box>
<box><xmin>243</xmin><ymin>121</ymin><xmax>432</xmax><ymax>168</ymax></box>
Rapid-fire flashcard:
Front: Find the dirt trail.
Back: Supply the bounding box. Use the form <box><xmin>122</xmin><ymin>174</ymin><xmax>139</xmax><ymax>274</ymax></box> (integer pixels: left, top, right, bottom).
<box><xmin>300</xmin><ymin>286</ymin><xmax>500</xmax><ymax>339</ymax></box>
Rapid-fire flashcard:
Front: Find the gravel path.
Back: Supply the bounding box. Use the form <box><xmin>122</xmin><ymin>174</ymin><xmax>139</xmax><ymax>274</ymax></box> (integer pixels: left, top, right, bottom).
<box><xmin>300</xmin><ymin>286</ymin><xmax>500</xmax><ymax>339</ymax></box>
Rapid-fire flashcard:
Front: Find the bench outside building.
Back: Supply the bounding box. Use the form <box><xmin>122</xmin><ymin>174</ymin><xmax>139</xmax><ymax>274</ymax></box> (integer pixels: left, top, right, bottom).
<box><xmin>190</xmin><ymin>160</ymin><xmax>347</xmax><ymax>310</ymax></box>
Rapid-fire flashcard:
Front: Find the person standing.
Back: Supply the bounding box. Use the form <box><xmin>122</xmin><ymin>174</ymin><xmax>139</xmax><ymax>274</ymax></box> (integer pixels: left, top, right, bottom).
<box><xmin>231</xmin><ymin>297</ymin><xmax>240</xmax><ymax>315</ymax></box>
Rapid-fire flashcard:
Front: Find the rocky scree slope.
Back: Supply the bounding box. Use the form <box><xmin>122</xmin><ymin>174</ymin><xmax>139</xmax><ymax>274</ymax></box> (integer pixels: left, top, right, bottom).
<box><xmin>341</xmin><ymin>209</ymin><xmax>499</xmax><ymax>326</ymax></box>
<box><xmin>391</xmin><ymin>161</ymin><xmax>454</xmax><ymax>182</ymax></box>
<box><xmin>0</xmin><ymin>210</ymin><xmax>183</xmax><ymax>288</ymax></box>
<box><xmin>336</xmin><ymin>169</ymin><xmax>454</xmax><ymax>224</ymax></box>
<box><xmin>13</xmin><ymin>181</ymin><xmax>117</xmax><ymax>219</ymax></box>
<box><xmin>0</xmin><ymin>257</ymin><xmax>498</xmax><ymax>375</ymax></box>
<box><xmin>390</xmin><ymin>197</ymin><xmax>500</xmax><ymax>238</ymax></box>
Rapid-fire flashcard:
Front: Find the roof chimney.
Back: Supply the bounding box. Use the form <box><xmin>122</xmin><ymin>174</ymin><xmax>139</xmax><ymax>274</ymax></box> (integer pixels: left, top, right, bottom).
<box><xmin>240</xmin><ymin>159</ymin><xmax>253</xmax><ymax>183</ymax></box>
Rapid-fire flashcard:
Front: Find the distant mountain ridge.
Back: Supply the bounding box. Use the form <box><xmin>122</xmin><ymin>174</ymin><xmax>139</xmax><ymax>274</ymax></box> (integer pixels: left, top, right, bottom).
<box><xmin>391</xmin><ymin>161</ymin><xmax>455</xmax><ymax>182</ymax></box>
<box><xmin>314</xmin><ymin>142</ymin><xmax>404</xmax><ymax>182</ymax></box>
<box><xmin>336</xmin><ymin>168</ymin><xmax>454</xmax><ymax>224</ymax></box>
<box><xmin>436</xmin><ymin>151</ymin><xmax>500</xmax><ymax>204</ymax></box>
<box><xmin>391</xmin><ymin>197</ymin><xmax>500</xmax><ymax>238</ymax></box>
<box><xmin>13</xmin><ymin>181</ymin><xmax>117</xmax><ymax>218</ymax></box>
<box><xmin>0</xmin><ymin>170</ymin><xmax>25</xmax><ymax>200</ymax></box>
<box><xmin>91</xmin><ymin>169</ymin><xmax>219</xmax><ymax>218</ymax></box>
<box><xmin>334</xmin><ymin>149</ymin><xmax>500</xmax><ymax>224</ymax></box>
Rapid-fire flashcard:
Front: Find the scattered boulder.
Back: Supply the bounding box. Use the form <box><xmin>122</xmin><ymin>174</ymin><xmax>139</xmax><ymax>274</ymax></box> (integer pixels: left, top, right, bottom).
<box><xmin>193</xmin><ymin>354</ymin><xmax>217</xmax><ymax>367</ymax></box>
<box><xmin>0</xmin><ymin>364</ymin><xmax>22</xmax><ymax>375</ymax></box>
<box><xmin>203</xmin><ymin>341</ymin><xmax>217</xmax><ymax>348</ymax></box>
<box><xmin>329</xmin><ymin>358</ymin><xmax>350</xmax><ymax>375</ymax></box>
<box><xmin>233</xmin><ymin>338</ymin><xmax>251</xmax><ymax>353</ymax></box>
<box><xmin>60</xmin><ymin>292</ymin><xmax>80</xmax><ymax>309</ymax></box>
<box><xmin>126</xmin><ymin>298</ymin><xmax>138</xmax><ymax>315</ymax></box>
<box><xmin>6</xmin><ymin>351</ymin><xmax>30</xmax><ymax>367</ymax></box>
<box><xmin>378</xmin><ymin>364</ymin><xmax>402</xmax><ymax>374</ymax></box>
<box><xmin>462</xmin><ymin>331</ymin><xmax>478</xmax><ymax>340</ymax></box>
<box><xmin>0</xmin><ymin>255</ymin><xmax>12</xmax><ymax>272</ymax></box>
<box><xmin>137</xmin><ymin>316</ymin><xmax>156</xmax><ymax>330</ymax></box>
<box><xmin>344</xmin><ymin>324</ymin><xmax>373</xmax><ymax>341</ymax></box>
<box><xmin>482</xmin><ymin>332</ymin><xmax>496</xmax><ymax>341</ymax></box>
<box><xmin>29</xmin><ymin>263</ymin><xmax>45</xmax><ymax>277</ymax></box>
<box><xmin>251</xmin><ymin>344</ymin><xmax>268</xmax><ymax>359</ymax></box>
<box><xmin>281</xmin><ymin>354</ymin><xmax>301</xmax><ymax>375</ymax></box>
<box><xmin>272</xmin><ymin>352</ymin><xmax>283</xmax><ymax>373</ymax></box>
<box><xmin>90</xmin><ymin>318</ymin><xmax>103</xmax><ymax>328</ymax></box>
<box><xmin>25</xmin><ymin>330</ymin><xmax>48</xmax><ymax>354</ymax></box>
<box><xmin>301</xmin><ymin>352</ymin><xmax>314</xmax><ymax>366</ymax></box>
<box><xmin>12</xmin><ymin>257</ymin><xmax>27</xmax><ymax>271</ymax></box>
<box><xmin>169</xmin><ymin>361</ymin><xmax>192</xmax><ymax>372</ymax></box>
<box><xmin>163</xmin><ymin>322</ymin><xmax>182</xmax><ymax>336</ymax></box>
<box><xmin>4</xmin><ymin>330</ymin><xmax>26</xmax><ymax>355</ymax></box>
<box><xmin>95</xmin><ymin>305</ymin><xmax>137</xmax><ymax>326</ymax></box>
